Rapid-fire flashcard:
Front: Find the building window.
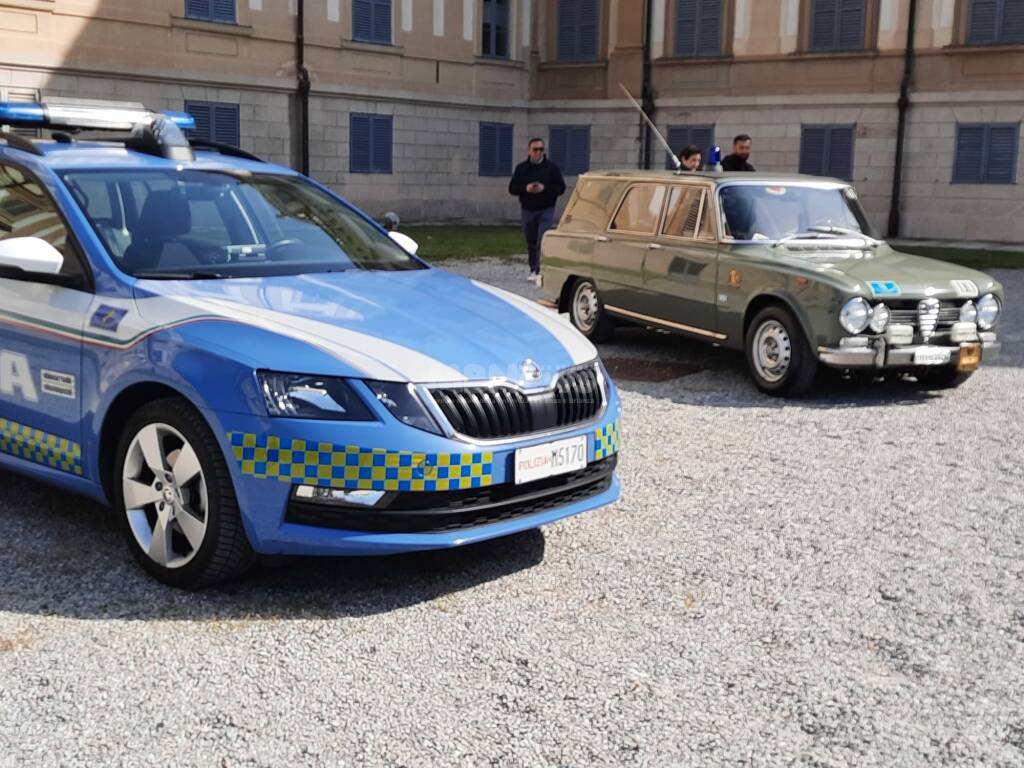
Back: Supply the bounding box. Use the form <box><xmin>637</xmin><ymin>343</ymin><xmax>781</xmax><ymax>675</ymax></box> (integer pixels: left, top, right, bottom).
<box><xmin>479</xmin><ymin>123</ymin><xmax>513</xmax><ymax>176</ymax></box>
<box><xmin>557</xmin><ymin>0</ymin><xmax>599</xmax><ymax>61</ymax></box>
<box><xmin>185</xmin><ymin>101</ymin><xmax>240</xmax><ymax>147</ymax></box>
<box><xmin>353</xmin><ymin>0</ymin><xmax>392</xmax><ymax>45</ymax></box>
<box><xmin>799</xmin><ymin>125</ymin><xmax>855</xmax><ymax>180</ymax></box>
<box><xmin>482</xmin><ymin>0</ymin><xmax>511</xmax><ymax>57</ymax></box>
<box><xmin>666</xmin><ymin>124</ymin><xmax>715</xmax><ymax>168</ymax></box>
<box><xmin>809</xmin><ymin>0</ymin><xmax>866</xmax><ymax>51</ymax></box>
<box><xmin>953</xmin><ymin>123</ymin><xmax>1019</xmax><ymax>184</ymax></box>
<box><xmin>675</xmin><ymin>0</ymin><xmax>723</xmax><ymax>57</ymax></box>
<box><xmin>185</xmin><ymin>0</ymin><xmax>236</xmax><ymax>24</ymax></box>
<box><xmin>967</xmin><ymin>0</ymin><xmax>1024</xmax><ymax>45</ymax></box>
<box><xmin>549</xmin><ymin>126</ymin><xmax>591</xmax><ymax>175</ymax></box>
<box><xmin>350</xmin><ymin>114</ymin><xmax>393</xmax><ymax>174</ymax></box>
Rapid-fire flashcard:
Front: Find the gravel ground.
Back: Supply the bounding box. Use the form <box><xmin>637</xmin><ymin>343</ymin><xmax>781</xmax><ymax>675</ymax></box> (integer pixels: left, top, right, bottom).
<box><xmin>1</xmin><ymin>263</ymin><xmax>1022</xmax><ymax>767</ymax></box>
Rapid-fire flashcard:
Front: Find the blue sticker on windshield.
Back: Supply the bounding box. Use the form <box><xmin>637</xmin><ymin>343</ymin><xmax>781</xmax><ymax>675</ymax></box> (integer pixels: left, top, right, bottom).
<box><xmin>869</xmin><ymin>281</ymin><xmax>901</xmax><ymax>297</ymax></box>
<box><xmin>90</xmin><ymin>305</ymin><xmax>128</xmax><ymax>331</ymax></box>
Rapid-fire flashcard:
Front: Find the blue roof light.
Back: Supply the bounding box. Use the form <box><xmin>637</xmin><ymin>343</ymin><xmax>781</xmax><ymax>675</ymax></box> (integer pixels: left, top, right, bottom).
<box><xmin>0</xmin><ymin>102</ymin><xmax>46</xmax><ymax>125</ymax></box>
<box><xmin>163</xmin><ymin>111</ymin><xmax>196</xmax><ymax>131</ymax></box>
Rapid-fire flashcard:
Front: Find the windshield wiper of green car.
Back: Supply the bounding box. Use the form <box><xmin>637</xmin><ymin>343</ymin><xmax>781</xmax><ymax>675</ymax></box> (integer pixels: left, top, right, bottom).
<box><xmin>132</xmin><ymin>270</ymin><xmax>231</xmax><ymax>280</ymax></box>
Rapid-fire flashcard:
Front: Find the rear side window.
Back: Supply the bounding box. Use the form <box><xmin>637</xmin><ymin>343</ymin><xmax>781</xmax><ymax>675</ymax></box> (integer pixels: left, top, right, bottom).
<box><xmin>560</xmin><ymin>179</ymin><xmax>622</xmax><ymax>234</ymax></box>
<box><xmin>662</xmin><ymin>185</ymin><xmax>704</xmax><ymax>238</ymax></box>
<box><xmin>610</xmin><ymin>184</ymin><xmax>666</xmax><ymax>234</ymax></box>
<box><xmin>0</xmin><ymin>163</ymin><xmax>85</xmax><ymax>278</ymax></box>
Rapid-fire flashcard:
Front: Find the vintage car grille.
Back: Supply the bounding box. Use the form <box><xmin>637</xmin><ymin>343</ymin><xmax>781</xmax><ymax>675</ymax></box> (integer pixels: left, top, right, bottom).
<box><xmin>430</xmin><ymin>365</ymin><xmax>603</xmax><ymax>440</ymax></box>
<box><xmin>887</xmin><ymin>300</ymin><xmax>962</xmax><ymax>335</ymax></box>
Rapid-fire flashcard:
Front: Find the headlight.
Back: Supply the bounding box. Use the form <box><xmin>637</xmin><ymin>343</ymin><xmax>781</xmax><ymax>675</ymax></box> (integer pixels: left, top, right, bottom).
<box><xmin>959</xmin><ymin>301</ymin><xmax>978</xmax><ymax>324</ymax></box>
<box><xmin>365</xmin><ymin>381</ymin><xmax>443</xmax><ymax>435</ymax></box>
<box><xmin>840</xmin><ymin>297</ymin><xmax>871</xmax><ymax>334</ymax></box>
<box><xmin>258</xmin><ymin>371</ymin><xmax>375</xmax><ymax>421</ymax></box>
<box><xmin>869</xmin><ymin>303</ymin><xmax>890</xmax><ymax>333</ymax></box>
<box><xmin>976</xmin><ymin>294</ymin><xmax>1000</xmax><ymax>330</ymax></box>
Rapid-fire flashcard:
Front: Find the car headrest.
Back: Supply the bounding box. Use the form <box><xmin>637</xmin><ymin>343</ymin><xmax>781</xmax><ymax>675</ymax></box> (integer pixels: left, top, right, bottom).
<box><xmin>134</xmin><ymin>189</ymin><xmax>192</xmax><ymax>242</ymax></box>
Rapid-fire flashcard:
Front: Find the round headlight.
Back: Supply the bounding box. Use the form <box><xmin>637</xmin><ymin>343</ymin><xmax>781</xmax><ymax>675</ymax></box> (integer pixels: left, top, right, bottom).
<box><xmin>869</xmin><ymin>303</ymin><xmax>890</xmax><ymax>333</ymax></box>
<box><xmin>840</xmin><ymin>297</ymin><xmax>871</xmax><ymax>335</ymax></box>
<box><xmin>976</xmin><ymin>294</ymin><xmax>1000</xmax><ymax>330</ymax></box>
<box><xmin>959</xmin><ymin>301</ymin><xmax>978</xmax><ymax>324</ymax></box>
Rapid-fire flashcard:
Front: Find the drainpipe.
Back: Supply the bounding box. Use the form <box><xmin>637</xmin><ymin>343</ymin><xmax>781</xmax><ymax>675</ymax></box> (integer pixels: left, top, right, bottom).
<box><xmin>640</xmin><ymin>0</ymin><xmax>655</xmax><ymax>169</ymax></box>
<box><xmin>887</xmin><ymin>0</ymin><xmax>917</xmax><ymax>238</ymax></box>
<box><xmin>296</xmin><ymin>0</ymin><xmax>310</xmax><ymax>175</ymax></box>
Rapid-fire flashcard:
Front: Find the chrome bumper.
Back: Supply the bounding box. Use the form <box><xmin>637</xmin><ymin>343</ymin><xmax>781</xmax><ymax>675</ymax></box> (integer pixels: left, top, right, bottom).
<box><xmin>818</xmin><ymin>335</ymin><xmax>999</xmax><ymax>368</ymax></box>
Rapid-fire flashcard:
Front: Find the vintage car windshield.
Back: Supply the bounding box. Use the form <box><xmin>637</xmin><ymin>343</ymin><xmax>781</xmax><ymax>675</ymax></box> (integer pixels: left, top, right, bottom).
<box><xmin>60</xmin><ymin>169</ymin><xmax>423</xmax><ymax>278</ymax></box>
<box><xmin>719</xmin><ymin>183</ymin><xmax>875</xmax><ymax>242</ymax></box>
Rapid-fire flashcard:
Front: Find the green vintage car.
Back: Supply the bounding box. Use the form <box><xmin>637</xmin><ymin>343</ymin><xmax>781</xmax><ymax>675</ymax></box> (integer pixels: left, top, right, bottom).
<box><xmin>539</xmin><ymin>171</ymin><xmax>1004</xmax><ymax>396</ymax></box>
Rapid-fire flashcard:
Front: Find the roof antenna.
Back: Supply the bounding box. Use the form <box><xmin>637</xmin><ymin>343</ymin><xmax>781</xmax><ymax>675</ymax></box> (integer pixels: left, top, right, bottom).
<box><xmin>619</xmin><ymin>82</ymin><xmax>682</xmax><ymax>174</ymax></box>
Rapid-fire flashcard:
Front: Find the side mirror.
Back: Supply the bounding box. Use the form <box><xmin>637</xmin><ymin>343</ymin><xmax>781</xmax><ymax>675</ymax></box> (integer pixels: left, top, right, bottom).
<box><xmin>0</xmin><ymin>237</ymin><xmax>64</xmax><ymax>275</ymax></box>
<box><xmin>381</xmin><ymin>211</ymin><xmax>400</xmax><ymax>231</ymax></box>
<box><xmin>388</xmin><ymin>230</ymin><xmax>419</xmax><ymax>256</ymax></box>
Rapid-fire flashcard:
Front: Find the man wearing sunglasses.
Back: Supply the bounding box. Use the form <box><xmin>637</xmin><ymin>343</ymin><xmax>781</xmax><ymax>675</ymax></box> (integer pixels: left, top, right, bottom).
<box><xmin>508</xmin><ymin>137</ymin><xmax>566</xmax><ymax>287</ymax></box>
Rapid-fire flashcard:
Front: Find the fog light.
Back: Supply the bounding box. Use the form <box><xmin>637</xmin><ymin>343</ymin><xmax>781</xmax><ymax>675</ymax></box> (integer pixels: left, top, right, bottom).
<box><xmin>950</xmin><ymin>322</ymin><xmax>978</xmax><ymax>344</ymax></box>
<box><xmin>885</xmin><ymin>324</ymin><xmax>914</xmax><ymax>346</ymax></box>
<box><xmin>293</xmin><ymin>486</ymin><xmax>387</xmax><ymax>507</ymax></box>
<box><xmin>839</xmin><ymin>336</ymin><xmax>870</xmax><ymax>348</ymax></box>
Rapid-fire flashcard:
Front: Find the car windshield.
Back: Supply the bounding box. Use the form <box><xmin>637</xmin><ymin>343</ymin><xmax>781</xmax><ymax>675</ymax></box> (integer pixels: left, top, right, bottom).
<box><xmin>60</xmin><ymin>169</ymin><xmax>423</xmax><ymax>278</ymax></box>
<box><xmin>718</xmin><ymin>183</ymin><xmax>875</xmax><ymax>242</ymax></box>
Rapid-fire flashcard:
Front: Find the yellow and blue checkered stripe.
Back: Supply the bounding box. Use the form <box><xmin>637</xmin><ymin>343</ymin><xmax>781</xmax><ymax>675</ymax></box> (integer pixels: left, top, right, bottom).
<box><xmin>229</xmin><ymin>432</ymin><xmax>495</xmax><ymax>493</ymax></box>
<box><xmin>0</xmin><ymin>418</ymin><xmax>83</xmax><ymax>476</ymax></box>
<box><xmin>594</xmin><ymin>419</ymin><xmax>620</xmax><ymax>461</ymax></box>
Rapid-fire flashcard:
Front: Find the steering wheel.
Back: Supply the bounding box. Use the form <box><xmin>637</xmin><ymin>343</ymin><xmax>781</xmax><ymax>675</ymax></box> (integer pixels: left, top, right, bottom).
<box><xmin>267</xmin><ymin>238</ymin><xmax>304</xmax><ymax>261</ymax></box>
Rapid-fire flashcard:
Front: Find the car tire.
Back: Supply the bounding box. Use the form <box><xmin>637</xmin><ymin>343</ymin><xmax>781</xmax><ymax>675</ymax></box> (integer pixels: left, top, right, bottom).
<box><xmin>567</xmin><ymin>277</ymin><xmax>615</xmax><ymax>342</ymax></box>
<box><xmin>745</xmin><ymin>305</ymin><xmax>818</xmax><ymax>396</ymax></box>
<box><xmin>114</xmin><ymin>397</ymin><xmax>255</xmax><ymax>588</ymax></box>
<box><xmin>913</xmin><ymin>367</ymin><xmax>974</xmax><ymax>390</ymax></box>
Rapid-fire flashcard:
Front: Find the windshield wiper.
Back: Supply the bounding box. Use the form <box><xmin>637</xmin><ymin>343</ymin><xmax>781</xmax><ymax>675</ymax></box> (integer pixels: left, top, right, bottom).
<box><xmin>772</xmin><ymin>231</ymin><xmax>829</xmax><ymax>249</ymax></box>
<box><xmin>808</xmin><ymin>224</ymin><xmax>880</xmax><ymax>246</ymax></box>
<box><xmin>133</xmin><ymin>270</ymin><xmax>230</xmax><ymax>280</ymax></box>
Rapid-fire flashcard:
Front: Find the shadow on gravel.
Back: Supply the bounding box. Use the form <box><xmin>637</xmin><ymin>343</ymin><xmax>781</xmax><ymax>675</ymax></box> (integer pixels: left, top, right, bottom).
<box><xmin>0</xmin><ymin>471</ymin><xmax>546</xmax><ymax>622</ymax></box>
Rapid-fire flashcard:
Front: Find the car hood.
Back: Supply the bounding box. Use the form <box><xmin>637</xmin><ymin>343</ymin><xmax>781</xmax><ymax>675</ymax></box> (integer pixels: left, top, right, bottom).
<box><xmin>131</xmin><ymin>268</ymin><xmax>595</xmax><ymax>384</ymax></box>
<box><xmin>771</xmin><ymin>242</ymin><xmax>1003</xmax><ymax>300</ymax></box>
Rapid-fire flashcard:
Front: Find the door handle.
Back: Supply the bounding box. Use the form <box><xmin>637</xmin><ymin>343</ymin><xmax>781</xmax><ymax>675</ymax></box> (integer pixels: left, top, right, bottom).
<box><xmin>595</xmin><ymin>235</ymin><xmax>610</xmax><ymax>242</ymax></box>
<box><xmin>647</xmin><ymin>243</ymin><xmax>663</xmax><ymax>250</ymax></box>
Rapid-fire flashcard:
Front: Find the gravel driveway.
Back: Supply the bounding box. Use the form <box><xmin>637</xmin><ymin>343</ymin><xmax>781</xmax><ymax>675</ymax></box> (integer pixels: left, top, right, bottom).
<box><xmin>1</xmin><ymin>264</ymin><xmax>1022</xmax><ymax>767</ymax></box>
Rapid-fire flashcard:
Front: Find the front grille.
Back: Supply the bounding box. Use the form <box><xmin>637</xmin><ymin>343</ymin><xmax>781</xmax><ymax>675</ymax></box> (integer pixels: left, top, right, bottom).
<box><xmin>431</xmin><ymin>365</ymin><xmax>603</xmax><ymax>440</ymax></box>
<box><xmin>285</xmin><ymin>455</ymin><xmax>617</xmax><ymax>533</ymax></box>
<box><xmin>888</xmin><ymin>300</ymin><xmax>963</xmax><ymax>335</ymax></box>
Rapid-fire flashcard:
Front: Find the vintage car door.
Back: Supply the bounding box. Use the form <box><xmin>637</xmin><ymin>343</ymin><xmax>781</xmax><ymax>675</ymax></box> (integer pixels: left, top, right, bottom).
<box><xmin>641</xmin><ymin>182</ymin><xmax>721</xmax><ymax>338</ymax></box>
<box><xmin>591</xmin><ymin>182</ymin><xmax>667</xmax><ymax>315</ymax></box>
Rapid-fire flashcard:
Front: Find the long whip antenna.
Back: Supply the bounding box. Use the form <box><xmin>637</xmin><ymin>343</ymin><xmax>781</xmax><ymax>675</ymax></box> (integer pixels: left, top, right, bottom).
<box><xmin>619</xmin><ymin>82</ymin><xmax>681</xmax><ymax>172</ymax></box>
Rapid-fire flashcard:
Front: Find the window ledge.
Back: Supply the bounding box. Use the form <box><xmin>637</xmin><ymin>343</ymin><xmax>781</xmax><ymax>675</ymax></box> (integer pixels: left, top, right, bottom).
<box><xmin>789</xmin><ymin>48</ymin><xmax>880</xmax><ymax>60</ymax></box>
<box><xmin>343</xmin><ymin>39</ymin><xmax>405</xmax><ymax>55</ymax></box>
<box><xmin>475</xmin><ymin>55</ymin><xmax>526</xmax><ymax>68</ymax></box>
<box><xmin>538</xmin><ymin>60</ymin><xmax>608</xmax><ymax>70</ymax></box>
<box><xmin>654</xmin><ymin>54</ymin><xmax>733</xmax><ymax>64</ymax></box>
<box><xmin>170</xmin><ymin>16</ymin><xmax>252</xmax><ymax>36</ymax></box>
<box><xmin>945</xmin><ymin>42</ymin><xmax>1024</xmax><ymax>54</ymax></box>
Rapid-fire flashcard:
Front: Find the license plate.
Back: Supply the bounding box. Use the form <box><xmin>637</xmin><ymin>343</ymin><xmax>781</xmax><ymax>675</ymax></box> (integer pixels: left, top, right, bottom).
<box><xmin>514</xmin><ymin>435</ymin><xmax>588</xmax><ymax>485</ymax></box>
<box><xmin>914</xmin><ymin>347</ymin><xmax>951</xmax><ymax>366</ymax></box>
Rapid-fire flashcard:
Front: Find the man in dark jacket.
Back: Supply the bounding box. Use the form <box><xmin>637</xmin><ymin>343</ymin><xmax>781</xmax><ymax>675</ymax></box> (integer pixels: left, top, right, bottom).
<box><xmin>508</xmin><ymin>137</ymin><xmax>566</xmax><ymax>285</ymax></box>
<box><xmin>721</xmin><ymin>134</ymin><xmax>755</xmax><ymax>172</ymax></box>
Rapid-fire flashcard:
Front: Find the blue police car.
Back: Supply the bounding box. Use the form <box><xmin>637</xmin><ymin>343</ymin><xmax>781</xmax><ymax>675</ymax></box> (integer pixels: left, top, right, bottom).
<box><xmin>0</xmin><ymin>100</ymin><xmax>621</xmax><ymax>587</ymax></box>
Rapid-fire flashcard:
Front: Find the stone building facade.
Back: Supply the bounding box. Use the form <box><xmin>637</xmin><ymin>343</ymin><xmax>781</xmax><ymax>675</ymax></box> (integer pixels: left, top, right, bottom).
<box><xmin>0</xmin><ymin>0</ymin><xmax>1021</xmax><ymax>241</ymax></box>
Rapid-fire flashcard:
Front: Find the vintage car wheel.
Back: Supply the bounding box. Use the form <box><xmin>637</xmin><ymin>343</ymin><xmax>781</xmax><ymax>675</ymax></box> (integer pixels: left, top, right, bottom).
<box><xmin>114</xmin><ymin>397</ymin><xmax>254</xmax><ymax>588</ymax></box>
<box><xmin>568</xmin><ymin>278</ymin><xmax>615</xmax><ymax>342</ymax></box>
<box><xmin>913</xmin><ymin>367</ymin><xmax>974</xmax><ymax>390</ymax></box>
<box><xmin>745</xmin><ymin>305</ymin><xmax>818</xmax><ymax>396</ymax></box>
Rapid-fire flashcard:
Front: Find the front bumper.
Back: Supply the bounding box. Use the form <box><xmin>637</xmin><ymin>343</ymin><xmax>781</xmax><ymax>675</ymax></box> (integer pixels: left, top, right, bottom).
<box><xmin>818</xmin><ymin>332</ymin><xmax>999</xmax><ymax>369</ymax></box>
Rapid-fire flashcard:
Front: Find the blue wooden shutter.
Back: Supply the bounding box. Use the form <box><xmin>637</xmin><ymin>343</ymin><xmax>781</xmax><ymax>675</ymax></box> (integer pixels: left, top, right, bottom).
<box><xmin>666</xmin><ymin>125</ymin><xmax>714</xmax><ymax>168</ymax></box>
<box><xmin>811</xmin><ymin>0</ymin><xmax>837</xmax><ymax>50</ymax></box>
<box><xmin>213</xmin><ymin>104</ymin><xmax>240</xmax><ymax>147</ymax></box>
<box><xmin>479</xmin><ymin>123</ymin><xmax>497</xmax><ymax>176</ymax></box>
<box><xmin>968</xmin><ymin>0</ymin><xmax>999</xmax><ymax>43</ymax></box>
<box><xmin>372</xmin><ymin>0</ymin><xmax>391</xmax><ymax>44</ymax></box>
<box><xmin>676</xmin><ymin>0</ymin><xmax>697</xmax><ymax>55</ymax></box>
<box><xmin>549</xmin><ymin>127</ymin><xmax>568</xmax><ymax>169</ymax></box>
<box><xmin>350</xmin><ymin>114</ymin><xmax>371</xmax><ymax>172</ymax></box>
<box><xmin>569</xmin><ymin>127</ymin><xmax>590</xmax><ymax>175</ymax></box>
<box><xmin>186</xmin><ymin>0</ymin><xmax>211</xmax><ymax>21</ymax></box>
<box><xmin>498</xmin><ymin>124</ymin><xmax>513</xmax><ymax>175</ymax></box>
<box><xmin>953</xmin><ymin>125</ymin><xmax>985</xmax><ymax>183</ymax></box>
<box><xmin>353</xmin><ymin>0</ymin><xmax>373</xmax><ymax>41</ymax></box>
<box><xmin>186</xmin><ymin>102</ymin><xmax>212</xmax><ymax>142</ymax></box>
<box><xmin>558</xmin><ymin>0</ymin><xmax>578</xmax><ymax>59</ymax></box>
<box><xmin>985</xmin><ymin>125</ymin><xmax>1019</xmax><ymax>184</ymax></box>
<box><xmin>838</xmin><ymin>0</ymin><xmax>865</xmax><ymax>49</ymax></box>
<box><xmin>692</xmin><ymin>126</ymin><xmax>714</xmax><ymax>156</ymax></box>
<box><xmin>697</xmin><ymin>0</ymin><xmax>722</xmax><ymax>55</ymax></box>
<box><xmin>1004</xmin><ymin>0</ymin><xmax>1024</xmax><ymax>42</ymax></box>
<box><xmin>212</xmin><ymin>0</ymin><xmax>235</xmax><ymax>23</ymax></box>
<box><xmin>799</xmin><ymin>127</ymin><xmax>827</xmax><ymax>176</ymax></box>
<box><xmin>827</xmin><ymin>126</ymin><xmax>855</xmax><ymax>180</ymax></box>
<box><xmin>372</xmin><ymin>116</ymin><xmax>392</xmax><ymax>173</ymax></box>
<box><xmin>578</xmin><ymin>0</ymin><xmax>598</xmax><ymax>59</ymax></box>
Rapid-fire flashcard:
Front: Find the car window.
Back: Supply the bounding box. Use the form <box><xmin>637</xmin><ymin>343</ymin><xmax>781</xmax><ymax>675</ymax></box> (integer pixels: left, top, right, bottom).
<box><xmin>61</xmin><ymin>169</ymin><xmax>424</xmax><ymax>278</ymax></box>
<box><xmin>719</xmin><ymin>184</ymin><xmax>870</xmax><ymax>241</ymax></box>
<box><xmin>0</xmin><ymin>163</ymin><xmax>87</xmax><ymax>279</ymax></box>
<box><xmin>662</xmin><ymin>185</ymin><xmax>704</xmax><ymax>239</ymax></box>
<box><xmin>561</xmin><ymin>179</ymin><xmax>621</xmax><ymax>234</ymax></box>
<box><xmin>610</xmin><ymin>184</ymin><xmax>666</xmax><ymax>234</ymax></box>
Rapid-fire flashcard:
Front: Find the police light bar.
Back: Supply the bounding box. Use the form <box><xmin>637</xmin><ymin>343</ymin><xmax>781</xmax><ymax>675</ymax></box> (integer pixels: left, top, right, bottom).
<box><xmin>0</xmin><ymin>99</ymin><xmax>195</xmax><ymax>131</ymax></box>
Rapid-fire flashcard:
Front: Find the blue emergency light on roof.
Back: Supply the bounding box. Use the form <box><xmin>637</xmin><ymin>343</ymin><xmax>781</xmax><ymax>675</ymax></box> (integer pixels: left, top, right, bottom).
<box><xmin>0</xmin><ymin>98</ymin><xmax>196</xmax><ymax>161</ymax></box>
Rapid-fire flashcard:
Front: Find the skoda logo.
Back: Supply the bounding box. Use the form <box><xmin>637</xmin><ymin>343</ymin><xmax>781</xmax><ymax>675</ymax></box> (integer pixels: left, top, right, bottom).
<box><xmin>520</xmin><ymin>359</ymin><xmax>541</xmax><ymax>381</ymax></box>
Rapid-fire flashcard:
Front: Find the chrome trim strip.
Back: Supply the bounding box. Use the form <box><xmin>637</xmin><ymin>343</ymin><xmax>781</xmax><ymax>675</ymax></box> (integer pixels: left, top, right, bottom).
<box><xmin>604</xmin><ymin>305</ymin><xmax>727</xmax><ymax>340</ymax></box>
